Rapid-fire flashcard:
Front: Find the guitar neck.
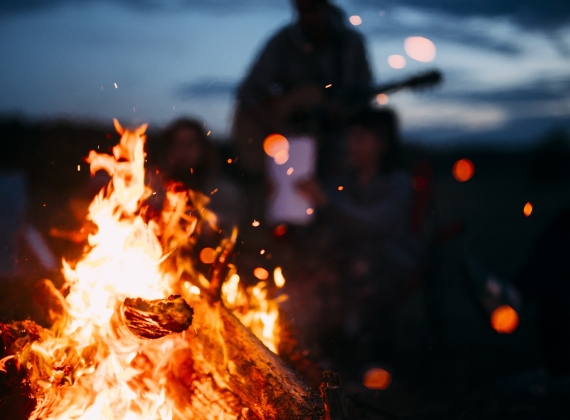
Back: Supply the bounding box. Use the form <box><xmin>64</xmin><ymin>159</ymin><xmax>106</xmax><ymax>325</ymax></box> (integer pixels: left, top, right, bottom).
<box><xmin>373</xmin><ymin>69</ymin><xmax>443</xmax><ymax>96</ymax></box>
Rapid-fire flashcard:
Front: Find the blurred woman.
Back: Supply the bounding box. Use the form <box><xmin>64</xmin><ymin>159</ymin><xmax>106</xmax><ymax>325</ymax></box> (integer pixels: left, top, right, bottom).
<box><xmin>158</xmin><ymin>118</ymin><xmax>244</xmax><ymax>236</ymax></box>
<box><xmin>297</xmin><ymin>108</ymin><xmax>425</xmax><ymax>366</ymax></box>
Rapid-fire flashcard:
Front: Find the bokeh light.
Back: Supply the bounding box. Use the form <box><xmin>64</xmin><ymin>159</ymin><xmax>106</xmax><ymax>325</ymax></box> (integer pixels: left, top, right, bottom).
<box><xmin>452</xmin><ymin>159</ymin><xmax>475</xmax><ymax>182</ymax></box>
<box><xmin>404</xmin><ymin>36</ymin><xmax>436</xmax><ymax>62</ymax></box>
<box><xmin>388</xmin><ymin>55</ymin><xmax>406</xmax><ymax>69</ymax></box>
<box><xmin>199</xmin><ymin>247</ymin><xmax>216</xmax><ymax>264</ymax></box>
<box><xmin>376</xmin><ymin>93</ymin><xmax>389</xmax><ymax>105</ymax></box>
<box><xmin>274</xmin><ymin>149</ymin><xmax>289</xmax><ymax>165</ymax></box>
<box><xmin>349</xmin><ymin>15</ymin><xmax>362</xmax><ymax>26</ymax></box>
<box><xmin>363</xmin><ymin>368</ymin><xmax>392</xmax><ymax>390</ymax></box>
<box><xmin>274</xmin><ymin>224</ymin><xmax>287</xmax><ymax>236</ymax></box>
<box><xmin>274</xmin><ymin>267</ymin><xmax>286</xmax><ymax>288</ymax></box>
<box><xmin>253</xmin><ymin>267</ymin><xmax>269</xmax><ymax>281</ymax></box>
<box><xmin>491</xmin><ymin>305</ymin><xmax>519</xmax><ymax>334</ymax></box>
<box><xmin>523</xmin><ymin>202</ymin><xmax>533</xmax><ymax>217</ymax></box>
<box><xmin>263</xmin><ymin>134</ymin><xmax>289</xmax><ymax>158</ymax></box>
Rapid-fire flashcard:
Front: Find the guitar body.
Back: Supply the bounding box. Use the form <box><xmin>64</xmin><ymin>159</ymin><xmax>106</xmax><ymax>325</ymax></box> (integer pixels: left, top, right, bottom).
<box><xmin>231</xmin><ymin>70</ymin><xmax>442</xmax><ymax>176</ymax></box>
<box><xmin>232</xmin><ymin>84</ymin><xmax>325</xmax><ymax>176</ymax></box>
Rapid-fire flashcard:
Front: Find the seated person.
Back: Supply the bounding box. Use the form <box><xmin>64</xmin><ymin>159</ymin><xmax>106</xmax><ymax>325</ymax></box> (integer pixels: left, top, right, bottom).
<box><xmin>297</xmin><ymin>108</ymin><xmax>425</xmax><ymax>365</ymax></box>
<box><xmin>156</xmin><ymin>118</ymin><xmax>244</xmax><ymax>237</ymax></box>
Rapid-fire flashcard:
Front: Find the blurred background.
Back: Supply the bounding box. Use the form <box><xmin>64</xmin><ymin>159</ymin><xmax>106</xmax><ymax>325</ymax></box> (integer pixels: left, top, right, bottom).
<box><xmin>1</xmin><ymin>1</ymin><xmax>570</xmax><ymax>419</ymax></box>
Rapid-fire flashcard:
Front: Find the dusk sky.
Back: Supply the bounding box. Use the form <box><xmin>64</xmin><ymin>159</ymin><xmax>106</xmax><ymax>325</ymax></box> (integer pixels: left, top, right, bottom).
<box><xmin>1</xmin><ymin>0</ymin><xmax>569</xmax><ymax>147</ymax></box>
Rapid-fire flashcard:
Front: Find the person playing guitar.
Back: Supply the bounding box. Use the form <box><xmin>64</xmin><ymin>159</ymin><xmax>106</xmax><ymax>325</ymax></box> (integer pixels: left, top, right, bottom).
<box><xmin>233</xmin><ymin>0</ymin><xmax>372</xmax><ymax>183</ymax></box>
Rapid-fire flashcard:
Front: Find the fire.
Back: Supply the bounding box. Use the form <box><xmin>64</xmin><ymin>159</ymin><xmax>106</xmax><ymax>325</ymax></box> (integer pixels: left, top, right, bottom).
<box><xmin>221</xmin><ymin>268</ymin><xmax>287</xmax><ymax>354</ymax></box>
<box><xmin>10</xmin><ymin>120</ymin><xmax>287</xmax><ymax>419</ymax></box>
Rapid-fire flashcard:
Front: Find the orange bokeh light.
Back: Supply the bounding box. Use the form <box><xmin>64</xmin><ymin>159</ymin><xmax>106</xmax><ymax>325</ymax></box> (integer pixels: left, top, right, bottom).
<box><xmin>452</xmin><ymin>158</ymin><xmax>475</xmax><ymax>182</ymax></box>
<box><xmin>263</xmin><ymin>134</ymin><xmax>289</xmax><ymax>158</ymax></box>
<box><xmin>253</xmin><ymin>267</ymin><xmax>269</xmax><ymax>280</ymax></box>
<box><xmin>274</xmin><ymin>224</ymin><xmax>287</xmax><ymax>236</ymax></box>
<box><xmin>363</xmin><ymin>368</ymin><xmax>392</xmax><ymax>390</ymax></box>
<box><xmin>523</xmin><ymin>202</ymin><xmax>533</xmax><ymax>217</ymax></box>
<box><xmin>491</xmin><ymin>305</ymin><xmax>519</xmax><ymax>334</ymax></box>
<box><xmin>199</xmin><ymin>247</ymin><xmax>217</xmax><ymax>264</ymax></box>
<box><xmin>404</xmin><ymin>36</ymin><xmax>436</xmax><ymax>62</ymax></box>
<box><xmin>274</xmin><ymin>149</ymin><xmax>289</xmax><ymax>165</ymax></box>
<box><xmin>376</xmin><ymin>93</ymin><xmax>389</xmax><ymax>105</ymax></box>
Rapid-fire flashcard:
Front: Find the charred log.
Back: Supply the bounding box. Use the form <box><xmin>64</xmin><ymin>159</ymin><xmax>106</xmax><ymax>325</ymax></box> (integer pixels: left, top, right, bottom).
<box><xmin>184</xmin><ymin>295</ymin><xmax>325</xmax><ymax>420</ymax></box>
<box><xmin>320</xmin><ymin>371</ymin><xmax>349</xmax><ymax>420</ymax></box>
<box><xmin>121</xmin><ymin>295</ymin><xmax>194</xmax><ymax>340</ymax></box>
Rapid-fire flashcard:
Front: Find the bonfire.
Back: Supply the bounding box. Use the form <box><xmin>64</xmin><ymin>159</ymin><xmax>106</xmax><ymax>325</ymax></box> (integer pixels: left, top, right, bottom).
<box><xmin>0</xmin><ymin>121</ymin><xmax>340</xmax><ymax>420</ymax></box>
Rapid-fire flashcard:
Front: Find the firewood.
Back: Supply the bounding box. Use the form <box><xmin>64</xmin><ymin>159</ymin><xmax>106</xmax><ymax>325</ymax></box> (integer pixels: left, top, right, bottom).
<box><xmin>120</xmin><ymin>295</ymin><xmax>194</xmax><ymax>340</ymax></box>
<box><xmin>320</xmin><ymin>371</ymin><xmax>349</xmax><ymax>420</ymax></box>
<box><xmin>183</xmin><ymin>294</ymin><xmax>325</xmax><ymax>420</ymax></box>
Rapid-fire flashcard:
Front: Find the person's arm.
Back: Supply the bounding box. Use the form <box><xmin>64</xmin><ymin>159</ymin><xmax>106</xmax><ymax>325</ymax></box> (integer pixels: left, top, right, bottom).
<box><xmin>326</xmin><ymin>176</ymin><xmax>410</xmax><ymax>236</ymax></box>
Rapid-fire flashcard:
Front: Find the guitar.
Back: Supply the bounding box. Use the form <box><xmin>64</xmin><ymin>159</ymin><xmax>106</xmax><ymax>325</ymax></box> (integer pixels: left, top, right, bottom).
<box><xmin>231</xmin><ymin>70</ymin><xmax>443</xmax><ymax>175</ymax></box>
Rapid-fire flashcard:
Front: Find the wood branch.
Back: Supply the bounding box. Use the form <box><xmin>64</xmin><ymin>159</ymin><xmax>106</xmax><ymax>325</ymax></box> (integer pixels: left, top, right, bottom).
<box><xmin>183</xmin><ymin>294</ymin><xmax>325</xmax><ymax>420</ymax></box>
<box><xmin>120</xmin><ymin>295</ymin><xmax>194</xmax><ymax>340</ymax></box>
<box><xmin>320</xmin><ymin>371</ymin><xmax>349</xmax><ymax>420</ymax></box>
<box><xmin>208</xmin><ymin>237</ymin><xmax>236</xmax><ymax>298</ymax></box>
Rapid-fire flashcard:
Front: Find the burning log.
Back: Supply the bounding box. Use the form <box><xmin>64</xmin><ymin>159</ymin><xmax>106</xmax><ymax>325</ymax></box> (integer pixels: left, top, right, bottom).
<box><xmin>183</xmin><ymin>294</ymin><xmax>325</xmax><ymax>420</ymax></box>
<box><xmin>120</xmin><ymin>295</ymin><xmax>194</xmax><ymax>340</ymax></box>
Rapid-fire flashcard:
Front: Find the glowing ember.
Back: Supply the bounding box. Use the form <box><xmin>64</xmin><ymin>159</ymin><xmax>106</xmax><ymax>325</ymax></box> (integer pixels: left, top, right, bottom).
<box><xmin>273</xmin><ymin>267</ymin><xmax>286</xmax><ymax>288</ymax></box>
<box><xmin>491</xmin><ymin>305</ymin><xmax>519</xmax><ymax>334</ymax></box>
<box><xmin>523</xmin><ymin>202</ymin><xmax>533</xmax><ymax>217</ymax></box>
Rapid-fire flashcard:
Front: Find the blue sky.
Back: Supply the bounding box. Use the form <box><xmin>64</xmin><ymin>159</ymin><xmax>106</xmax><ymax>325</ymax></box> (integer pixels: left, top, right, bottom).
<box><xmin>1</xmin><ymin>0</ymin><xmax>569</xmax><ymax>147</ymax></box>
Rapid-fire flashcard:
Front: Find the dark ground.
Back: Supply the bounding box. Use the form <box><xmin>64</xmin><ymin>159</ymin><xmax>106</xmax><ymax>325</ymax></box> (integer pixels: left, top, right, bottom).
<box><xmin>1</xmin><ymin>118</ymin><xmax>570</xmax><ymax>419</ymax></box>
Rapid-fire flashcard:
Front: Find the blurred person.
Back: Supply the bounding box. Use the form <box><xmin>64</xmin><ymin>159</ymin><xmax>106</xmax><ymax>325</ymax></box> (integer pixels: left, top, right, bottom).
<box><xmin>158</xmin><ymin>118</ymin><xmax>244</xmax><ymax>236</ymax></box>
<box><xmin>296</xmin><ymin>108</ymin><xmax>425</xmax><ymax>368</ymax></box>
<box><xmin>232</xmin><ymin>0</ymin><xmax>372</xmax><ymax>220</ymax></box>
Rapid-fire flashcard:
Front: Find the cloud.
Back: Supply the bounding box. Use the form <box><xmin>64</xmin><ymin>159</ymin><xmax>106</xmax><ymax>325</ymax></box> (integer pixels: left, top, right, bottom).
<box><xmin>175</xmin><ymin>79</ymin><xmax>238</xmax><ymax>100</ymax></box>
<box><xmin>0</xmin><ymin>0</ymin><xmax>284</xmax><ymax>16</ymax></box>
<box><xmin>348</xmin><ymin>0</ymin><xmax>570</xmax><ymax>28</ymax></box>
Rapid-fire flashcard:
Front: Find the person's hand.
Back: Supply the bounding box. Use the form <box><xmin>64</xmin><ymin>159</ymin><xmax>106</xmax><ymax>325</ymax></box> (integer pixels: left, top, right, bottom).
<box><xmin>296</xmin><ymin>178</ymin><xmax>327</xmax><ymax>207</ymax></box>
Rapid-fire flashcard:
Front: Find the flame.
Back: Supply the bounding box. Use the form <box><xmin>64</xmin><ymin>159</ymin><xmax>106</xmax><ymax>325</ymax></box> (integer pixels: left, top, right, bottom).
<box><xmin>221</xmin><ymin>268</ymin><xmax>287</xmax><ymax>354</ymax></box>
<box><xmin>11</xmin><ymin>120</ymin><xmax>288</xmax><ymax>419</ymax></box>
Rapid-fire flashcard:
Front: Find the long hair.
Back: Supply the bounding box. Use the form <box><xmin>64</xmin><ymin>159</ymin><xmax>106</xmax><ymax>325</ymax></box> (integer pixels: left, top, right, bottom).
<box><xmin>160</xmin><ymin>117</ymin><xmax>218</xmax><ymax>188</ymax></box>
